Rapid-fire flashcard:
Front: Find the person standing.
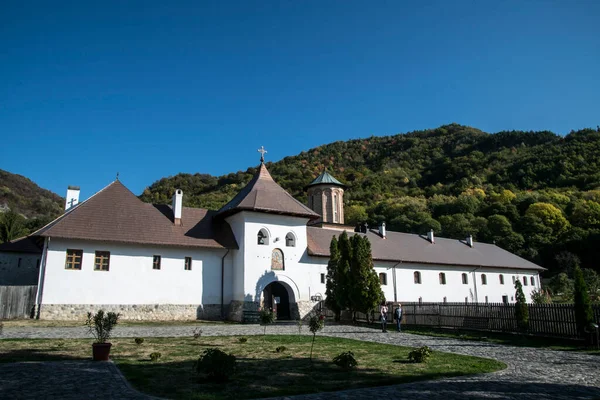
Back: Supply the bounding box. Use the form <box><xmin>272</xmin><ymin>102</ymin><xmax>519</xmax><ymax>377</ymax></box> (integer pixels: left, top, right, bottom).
<box><xmin>395</xmin><ymin>304</ymin><xmax>403</xmax><ymax>332</ymax></box>
<box><xmin>380</xmin><ymin>302</ymin><xmax>388</xmax><ymax>333</ymax></box>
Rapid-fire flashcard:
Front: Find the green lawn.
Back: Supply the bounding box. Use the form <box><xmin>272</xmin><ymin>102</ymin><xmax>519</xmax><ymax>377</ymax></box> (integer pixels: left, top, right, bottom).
<box><xmin>0</xmin><ymin>335</ymin><xmax>505</xmax><ymax>399</ymax></box>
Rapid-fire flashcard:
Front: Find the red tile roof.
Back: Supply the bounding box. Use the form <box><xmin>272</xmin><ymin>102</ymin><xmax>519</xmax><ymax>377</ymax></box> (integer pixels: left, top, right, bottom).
<box><xmin>32</xmin><ymin>181</ymin><xmax>237</xmax><ymax>250</ymax></box>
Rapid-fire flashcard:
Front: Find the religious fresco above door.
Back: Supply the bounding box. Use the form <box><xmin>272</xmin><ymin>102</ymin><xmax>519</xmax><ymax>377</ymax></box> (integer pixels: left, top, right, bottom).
<box><xmin>271</xmin><ymin>248</ymin><xmax>284</xmax><ymax>270</ymax></box>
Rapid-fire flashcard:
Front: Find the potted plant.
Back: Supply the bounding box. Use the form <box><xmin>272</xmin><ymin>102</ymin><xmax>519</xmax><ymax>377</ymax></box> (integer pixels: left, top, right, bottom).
<box><xmin>85</xmin><ymin>310</ymin><xmax>120</xmax><ymax>361</ymax></box>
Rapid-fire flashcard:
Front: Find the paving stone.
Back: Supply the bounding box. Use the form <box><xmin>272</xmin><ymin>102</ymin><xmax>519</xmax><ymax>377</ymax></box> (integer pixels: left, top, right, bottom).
<box><xmin>1</xmin><ymin>324</ymin><xmax>599</xmax><ymax>399</ymax></box>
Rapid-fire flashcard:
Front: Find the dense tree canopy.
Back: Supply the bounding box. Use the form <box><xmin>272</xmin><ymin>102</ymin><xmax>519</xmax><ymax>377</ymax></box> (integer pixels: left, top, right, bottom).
<box><xmin>141</xmin><ymin>124</ymin><xmax>600</xmax><ymax>275</ymax></box>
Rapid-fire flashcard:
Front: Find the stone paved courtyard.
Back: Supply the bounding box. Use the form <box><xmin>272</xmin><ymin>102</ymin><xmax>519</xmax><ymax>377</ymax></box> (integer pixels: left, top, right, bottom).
<box><xmin>1</xmin><ymin>323</ymin><xmax>599</xmax><ymax>399</ymax></box>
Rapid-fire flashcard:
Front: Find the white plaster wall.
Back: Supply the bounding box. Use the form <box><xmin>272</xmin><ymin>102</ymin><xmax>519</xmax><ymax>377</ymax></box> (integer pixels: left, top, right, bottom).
<box><xmin>373</xmin><ymin>261</ymin><xmax>541</xmax><ymax>304</ymax></box>
<box><xmin>227</xmin><ymin>211</ymin><xmax>330</xmax><ymax>304</ymax></box>
<box><xmin>40</xmin><ymin>238</ymin><xmax>233</xmax><ymax>305</ymax></box>
<box><xmin>0</xmin><ymin>252</ymin><xmax>40</xmax><ymax>285</ymax></box>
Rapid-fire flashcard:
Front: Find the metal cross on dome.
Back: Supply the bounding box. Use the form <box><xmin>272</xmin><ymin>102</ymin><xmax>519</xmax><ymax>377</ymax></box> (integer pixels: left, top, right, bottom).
<box><xmin>258</xmin><ymin>146</ymin><xmax>267</xmax><ymax>163</ymax></box>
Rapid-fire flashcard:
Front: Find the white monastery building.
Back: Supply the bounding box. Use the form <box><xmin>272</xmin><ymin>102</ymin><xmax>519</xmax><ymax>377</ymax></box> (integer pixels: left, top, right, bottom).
<box><xmin>0</xmin><ymin>151</ymin><xmax>544</xmax><ymax>321</ymax></box>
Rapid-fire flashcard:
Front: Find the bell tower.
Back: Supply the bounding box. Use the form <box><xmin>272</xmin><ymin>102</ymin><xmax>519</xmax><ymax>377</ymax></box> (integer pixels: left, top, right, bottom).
<box><xmin>305</xmin><ymin>171</ymin><xmax>346</xmax><ymax>224</ymax></box>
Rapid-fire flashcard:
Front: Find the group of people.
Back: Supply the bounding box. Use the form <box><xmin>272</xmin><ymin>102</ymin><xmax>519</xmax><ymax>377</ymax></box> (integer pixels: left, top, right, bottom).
<box><xmin>379</xmin><ymin>302</ymin><xmax>402</xmax><ymax>333</ymax></box>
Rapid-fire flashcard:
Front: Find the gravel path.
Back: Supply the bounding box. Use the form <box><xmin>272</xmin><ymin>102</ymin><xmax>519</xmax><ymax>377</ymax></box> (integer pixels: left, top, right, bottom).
<box><xmin>2</xmin><ymin>323</ymin><xmax>599</xmax><ymax>400</ymax></box>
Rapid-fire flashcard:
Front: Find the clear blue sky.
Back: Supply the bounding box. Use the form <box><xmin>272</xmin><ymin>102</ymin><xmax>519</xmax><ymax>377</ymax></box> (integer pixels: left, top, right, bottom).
<box><xmin>1</xmin><ymin>1</ymin><xmax>598</xmax><ymax>200</ymax></box>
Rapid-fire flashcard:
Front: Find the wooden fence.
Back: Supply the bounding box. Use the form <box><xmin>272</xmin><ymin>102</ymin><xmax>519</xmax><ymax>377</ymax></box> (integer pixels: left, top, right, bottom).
<box><xmin>0</xmin><ymin>286</ymin><xmax>37</xmax><ymax>319</ymax></box>
<box><xmin>332</xmin><ymin>302</ymin><xmax>600</xmax><ymax>340</ymax></box>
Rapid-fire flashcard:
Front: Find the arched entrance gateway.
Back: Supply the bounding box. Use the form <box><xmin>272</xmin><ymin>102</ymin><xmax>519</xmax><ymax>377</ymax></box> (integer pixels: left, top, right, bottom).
<box><xmin>263</xmin><ymin>282</ymin><xmax>291</xmax><ymax>320</ymax></box>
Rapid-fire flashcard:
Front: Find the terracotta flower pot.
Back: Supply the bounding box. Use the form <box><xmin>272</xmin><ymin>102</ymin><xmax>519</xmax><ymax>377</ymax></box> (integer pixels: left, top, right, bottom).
<box><xmin>92</xmin><ymin>343</ymin><xmax>112</xmax><ymax>361</ymax></box>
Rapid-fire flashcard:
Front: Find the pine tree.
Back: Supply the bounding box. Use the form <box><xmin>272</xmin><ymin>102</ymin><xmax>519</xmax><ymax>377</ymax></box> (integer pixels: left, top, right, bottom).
<box><xmin>573</xmin><ymin>265</ymin><xmax>594</xmax><ymax>337</ymax></box>
<box><xmin>324</xmin><ymin>236</ymin><xmax>342</xmax><ymax>321</ymax></box>
<box><xmin>348</xmin><ymin>235</ymin><xmax>384</xmax><ymax>322</ymax></box>
<box><xmin>337</xmin><ymin>231</ymin><xmax>352</xmax><ymax>317</ymax></box>
<box><xmin>514</xmin><ymin>280</ymin><xmax>529</xmax><ymax>332</ymax></box>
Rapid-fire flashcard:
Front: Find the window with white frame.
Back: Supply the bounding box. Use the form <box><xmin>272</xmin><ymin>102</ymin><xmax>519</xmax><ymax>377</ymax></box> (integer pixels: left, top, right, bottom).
<box><xmin>462</xmin><ymin>273</ymin><xmax>468</xmax><ymax>284</ymax></box>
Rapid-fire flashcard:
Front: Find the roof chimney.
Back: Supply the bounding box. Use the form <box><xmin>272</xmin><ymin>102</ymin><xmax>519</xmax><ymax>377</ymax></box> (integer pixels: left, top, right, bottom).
<box><xmin>379</xmin><ymin>222</ymin><xmax>386</xmax><ymax>238</ymax></box>
<box><xmin>467</xmin><ymin>234</ymin><xmax>474</xmax><ymax>248</ymax></box>
<box><xmin>65</xmin><ymin>186</ymin><xmax>80</xmax><ymax>211</ymax></box>
<box><xmin>427</xmin><ymin>229</ymin><xmax>435</xmax><ymax>244</ymax></box>
<box><xmin>172</xmin><ymin>189</ymin><xmax>183</xmax><ymax>226</ymax></box>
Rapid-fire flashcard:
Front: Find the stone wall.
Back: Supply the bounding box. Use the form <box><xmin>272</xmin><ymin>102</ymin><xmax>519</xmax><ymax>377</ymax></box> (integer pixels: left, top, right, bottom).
<box><xmin>39</xmin><ymin>304</ymin><xmax>226</xmax><ymax>321</ymax></box>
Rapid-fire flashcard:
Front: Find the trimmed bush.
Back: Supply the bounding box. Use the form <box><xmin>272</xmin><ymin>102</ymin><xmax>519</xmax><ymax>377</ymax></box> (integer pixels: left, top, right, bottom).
<box><xmin>408</xmin><ymin>346</ymin><xmax>432</xmax><ymax>363</ymax></box>
<box><xmin>150</xmin><ymin>352</ymin><xmax>162</xmax><ymax>362</ymax></box>
<box><xmin>238</xmin><ymin>337</ymin><xmax>248</xmax><ymax>344</ymax></box>
<box><xmin>193</xmin><ymin>328</ymin><xmax>203</xmax><ymax>339</ymax></box>
<box><xmin>332</xmin><ymin>351</ymin><xmax>358</xmax><ymax>370</ymax></box>
<box><xmin>196</xmin><ymin>348</ymin><xmax>236</xmax><ymax>383</ymax></box>
<box><xmin>134</xmin><ymin>337</ymin><xmax>144</xmax><ymax>345</ymax></box>
<box><xmin>275</xmin><ymin>346</ymin><xmax>287</xmax><ymax>353</ymax></box>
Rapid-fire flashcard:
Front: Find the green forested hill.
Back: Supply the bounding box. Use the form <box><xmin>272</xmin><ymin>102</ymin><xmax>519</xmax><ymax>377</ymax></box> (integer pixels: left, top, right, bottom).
<box><xmin>0</xmin><ymin>169</ymin><xmax>63</xmax><ymax>219</ymax></box>
<box><xmin>0</xmin><ymin>169</ymin><xmax>64</xmax><ymax>242</ymax></box>
<box><xmin>140</xmin><ymin>124</ymin><xmax>600</xmax><ymax>275</ymax></box>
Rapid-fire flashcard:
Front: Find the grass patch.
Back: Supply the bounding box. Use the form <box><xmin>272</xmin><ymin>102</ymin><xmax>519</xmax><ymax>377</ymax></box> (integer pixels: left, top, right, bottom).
<box><xmin>0</xmin><ymin>335</ymin><xmax>505</xmax><ymax>399</ymax></box>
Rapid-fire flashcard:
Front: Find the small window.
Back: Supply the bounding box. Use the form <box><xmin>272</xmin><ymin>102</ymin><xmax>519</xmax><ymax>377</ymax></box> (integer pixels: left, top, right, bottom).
<box><xmin>499</xmin><ymin>274</ymin><xmax>504</xmax><ymax>285</ymax></box>
<box><xmin>379</xmin><ymin>273</ymin><xmax>387</xmax><ymax>285</ymax></box>
<box><xmin>153</xmin><ymin>255</ymin><xmax>161</xmax><ymax>270</ymax></box>
<box><xmin>94</xmin><ymin>251</ymin><xmax>110</xmax><ymax>271</ymax></box>
<box><xmin>523</xmin><ymin>276</ymin><xmax>528</xmax><ymax>286</ymax></box>
<box><xmin>465</xmin><ymin>297</ymin><xmax>468</xmax><ymax>303</ymax></box>
<box><xmin>485</xmin><ymin>296</ymin><xmax>489</xmax><ymax>304</ymax></box>
<box><xmin>184</xmin><ymin>257</ymin><xmax>192</xmax><ymax>271</ymax></box>
<box><xmin>481</xmin><ymin>274</ymin><xmax>487</xmax><ymax>285</ymax></box>
<box><xmin>333</xmin><ymin>194</ymin><xmax>338</xmax><ymax>223</ymax></box>
<box><xmin>285</xmin><ymin>232</ymin><xmax>296</xmax><ymax>247</ymax></box>
<box><xmin>418</xmin><ymin>297</ymin><xmax>423</xmax><ymax>305</ymax></box>
<box><xmin>530</xmin><ymin>276</ymin><xmax>535</xmax><ymax>286</ymax></box>
<box><xmin>439</xmin><ymin>272</ymin><xmax>446</xmax><ymax>285</ymax></box>
<box><xmin>512</xmin><ymin>276</ymin><xmax>516</xmax><ymax>284</ymax></box>
<box><xmin>65</xmin><ymin>249</ymin><xmax>83</xmax><ymax>270</ymax></box>
<box><xmin>257</xmin><ymin>229</ymin><xmax>269</xmax><ymax>245</ymax></box>
<box><xmin>17</xmin><ymin>257</ymin><xmax>22</xmax><ymax>267</ymax></box>
<box><xmin>443</xmin><ymin>296</ymin><xmax>447</xmax><ymax>304</ymax></box>
<box><xmin>462</xmin><ymin>273</ymin><xmax>468</xmax><ymax>284</ymax></box>
<box><xmin>414</xmin><ymin>271</ymin><xmax>421</xmax><ymax>284</ymax></box>
<box><xmin>320</xmin><ymin>273</ymin><xmax>325</xmax><ymax>284</ymax></box>
<box><xmin>502</xmin><ymin>295</ymin><xmax>509</xmax><ymax>304</ymax></box>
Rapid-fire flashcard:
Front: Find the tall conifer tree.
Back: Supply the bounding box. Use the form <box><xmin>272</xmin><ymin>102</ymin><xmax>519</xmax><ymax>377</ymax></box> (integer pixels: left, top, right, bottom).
<box><xmin>514</xmin><ymin>280</ymin><xmax>529</xmax><ymax>332</ymax></box>
<box><xmin>573</xmin><ymin>265</ymin><xmax>594</xmax><ymax>337</ymax></box>
<box><xmin>325</xmin><ymin>236</ymin><xmax>342</xmax><ymax>321</ymax></box>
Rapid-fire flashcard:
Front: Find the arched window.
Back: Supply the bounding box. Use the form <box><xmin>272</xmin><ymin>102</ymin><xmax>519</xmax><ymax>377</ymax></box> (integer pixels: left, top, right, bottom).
<box><xmin>530</xmin><ymin>276</ymin><xmax>535</xmax><ymax>286</ymax></box>
<box><xmin>271</xmin><ymin>248</ymin><xmax>284</xmax><ymax>270</ymax></box>
<box><xmin>523</xmin><ymin>276</ymin><xmax>528</xmax><ymax>286</ymax></box>
<box><xmin>462</xmin><ymin>273</ymin><xmax>468</xmax><ymax>285</ymax></box>
<box><xmin>414</xmin><ymin>271</ymin><xmax>421</xmax><ymax>284</ymax></box>
<box><xmin>439</xmin><ymin>272</ymin><xmax>446</xmax><ymax>285</ymax></box>
<box><xmin>285</xmin><ymin>232</ymin><xmax>296</xmax><ymax>247</ymax></box>
<box><xmin>481</xmin><ymin>274</ymin><xmax>487</xmax><ymax>285</ymax></box>
<box><xmin>257</xmin><ymin>229</ymin><xmax>269</xmax><ymax>245</ymax></box>
<box><xmin>499</xmin><ymin>274</ymin><xmax>504</xmax><ymax>285</ymax></box>
<box><xmin>333</xmin><ymin>194</ymin><xmax>339</xmax><ymax>223</ymax></box>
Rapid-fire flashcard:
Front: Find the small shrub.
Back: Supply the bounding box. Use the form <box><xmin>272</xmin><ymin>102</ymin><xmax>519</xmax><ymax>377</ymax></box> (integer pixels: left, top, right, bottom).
<box><xmin>275</xmin><ymin>346</ymin><xmax>287</xmax><ymax>353</ymax></box>
<box><xmin>84</xmin><ymin>310</ymin><xmax>120</xmax><ymax>343</ymax></box>
<box><xmin>259</xmin><ymin>309</ymin><xmax>275</xmax><ymax>336</ymax></box>
<box><xmin>55</xmin><ymin>340</ymin><xmax>65</xmax><ymax>348</ymax></box>
<box><xmin>193</xmin><ymin>328</ymin><xmax>203</xmax><ymax>339</ymax></box>
<box><xmin>408</xmin><ymin>346</ymin><xmax>432</xmax><ymax>363</ymax></box>
<box><xmin>196</xmin><ymin>348</ymin><xmax>236</xmax><ymax>383</ymax></box>
<box><xmin>308</xmin><ymin>314</ymin><xmax>325</xmax><ymax>361</ymax></box>
<box><xmin>332</xmin><ymin>351</ymin><xmax>358</xmax><ymax>370</ymax></box>
<box><xmin>238</xmin><ymin>337</ymin><xmax>248</xmax><ymax>344</ymax></box>
<box><xmin>150</xmin><ymin>352</ymin><xmax>162</xmax><ymax>362</ymax></box>
<box><xmin>134</xmin><ymin>337</ymin><xmax>144</xmax><ymax>345</ymax></box>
